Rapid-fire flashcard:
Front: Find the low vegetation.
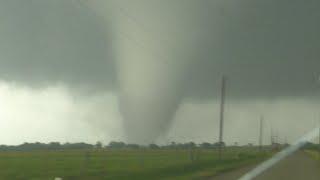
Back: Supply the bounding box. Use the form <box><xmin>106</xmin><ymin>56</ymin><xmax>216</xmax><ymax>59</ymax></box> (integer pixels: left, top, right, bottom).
<box><xmin>304</xmin><ymin>142</ymin><xmax>320</xmax><ymax>160</ymax></box>
<box><xmin>0</xmin><ymin>145</ymin><xmax>270</xmax><ymax>180</ymax></box>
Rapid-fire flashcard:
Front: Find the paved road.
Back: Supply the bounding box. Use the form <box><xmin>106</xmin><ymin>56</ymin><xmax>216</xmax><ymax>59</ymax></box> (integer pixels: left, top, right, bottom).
<box><xmin>212</xmin><ymin>164</ymin><xmax>256</xmax><ymax>180</ymax></box>
<box><xmin>212</xmin><ymin>151</ymin><xmax>320</xmax><ymax>180</ymax></box>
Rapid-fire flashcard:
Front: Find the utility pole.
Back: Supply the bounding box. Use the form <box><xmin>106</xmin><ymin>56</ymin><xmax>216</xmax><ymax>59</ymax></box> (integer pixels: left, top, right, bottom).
<box><xmin>313</xmin><ymin>73</ymin><xmax>320</xmax><ymax>157</ymax></box>
<box><xmin>318</xmin><ymin>120</ymin><xmax>320</xmax><ymax>158</ymax></box>
<box><xmin>270</xmin><ymin>127</ymin><xmax>273</xmax><ymax>145</ymax></box>
<box><xmin>218</xmin><ymin>76</ymin><xmax>226</xmax><ymax>159</ymax></box>
<box><xmin>259</xmin><ymin>116</ymin><xmax>264</xmax><ymax>151</ymax></box>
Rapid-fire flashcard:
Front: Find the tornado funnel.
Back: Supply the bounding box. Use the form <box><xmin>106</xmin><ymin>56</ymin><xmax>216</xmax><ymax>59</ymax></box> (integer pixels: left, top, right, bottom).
<box><xmin>83</xmin><ymin>0</ymin><xmax>210</xmax><ymax>144</ymax></box>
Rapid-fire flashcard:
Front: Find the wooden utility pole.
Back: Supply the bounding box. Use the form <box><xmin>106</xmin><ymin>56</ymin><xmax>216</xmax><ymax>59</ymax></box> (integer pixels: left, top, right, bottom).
<box><xmin>318</xmin><ymin>120</ymin><xmax>320</xmax><ymax>158</ymax></box>
<box><xmin>218</xmin><ymin>76</ymin><xmax>226</xmax><ymax>159</ymax></box>
<box><xmin>259</xmin><ymin>116</ymin><xmax>264</xmax><ymax>151</ymax></box>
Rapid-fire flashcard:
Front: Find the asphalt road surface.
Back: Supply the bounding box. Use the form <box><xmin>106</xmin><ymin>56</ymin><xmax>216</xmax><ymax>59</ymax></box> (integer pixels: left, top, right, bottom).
<box><xmin>212</xmin><ymin>151</ymin><xmax>320</xmax><ymax>180</ymax></box>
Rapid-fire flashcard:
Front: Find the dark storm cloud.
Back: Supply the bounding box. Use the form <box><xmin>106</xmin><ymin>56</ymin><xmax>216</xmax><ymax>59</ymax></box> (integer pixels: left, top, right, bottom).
<box><xmin>185</xmin><ymin>0</ymin><xmax>320</xmax><ymax>100</ymax></box>
<box><xmin>0</xmin><ymin>0</ymin><xmax>319</xmax><ymax>99</ymax></box>
<box><xmin>0</xmin><ymin>0</ymin><xmax>115</xmax><ymax>90</ymax></box>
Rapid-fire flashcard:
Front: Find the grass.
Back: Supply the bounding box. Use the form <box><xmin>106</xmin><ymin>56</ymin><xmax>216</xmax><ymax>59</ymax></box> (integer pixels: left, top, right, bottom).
<box><xmin>0</xmin><ymin>148</ymin><xmax>269</xmax><ymax>180</ymax></box>
<box><xmin>305</xmin><ymin>150</ymin><xmax>320</xmax><ymax>160</ymax></box>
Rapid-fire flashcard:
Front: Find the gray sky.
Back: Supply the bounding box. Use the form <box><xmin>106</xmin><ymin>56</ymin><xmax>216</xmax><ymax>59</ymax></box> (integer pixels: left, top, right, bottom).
<box><xmin>0</xmin><ymin>0</ymin><xmax>319</xmax><ymax>145</ymax></box>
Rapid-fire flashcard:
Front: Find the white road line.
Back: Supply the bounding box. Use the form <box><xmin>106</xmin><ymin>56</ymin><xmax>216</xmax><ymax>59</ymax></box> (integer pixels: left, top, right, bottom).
<box><xmin>238</xmin><ymin>127</ymin><xmax>320</xmax><ymax>180</ymax></box>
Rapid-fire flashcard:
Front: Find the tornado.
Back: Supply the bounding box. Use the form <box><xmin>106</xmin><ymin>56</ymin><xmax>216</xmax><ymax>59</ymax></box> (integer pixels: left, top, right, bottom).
<box><xmin>84</xmin><ymin>0</ymin><xmax>213</xmax><ymax>144</ymax></box>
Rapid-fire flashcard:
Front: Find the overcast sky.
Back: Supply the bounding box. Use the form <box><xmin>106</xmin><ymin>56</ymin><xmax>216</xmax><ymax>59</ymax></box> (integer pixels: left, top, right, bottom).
<box><xmin>0</xmin><ymin>0</ymin><xmax>319</xmax><ymax>145</ymax></box>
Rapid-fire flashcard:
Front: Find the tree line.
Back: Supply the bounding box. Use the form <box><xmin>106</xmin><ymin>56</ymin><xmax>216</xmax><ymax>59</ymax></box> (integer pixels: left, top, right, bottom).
<box><xmin>0</xmin><ymin>142</ymin><xmax>95</xmax><ymax>151</ymax></box>
<box><xmin>107</xmin><ymin>141</ymin><xmax>226</xmax><ymax>149</ymax></box>
<box><xmin>0</xmin><ymin>141</ymin><xmax>228</xmax><ymax>151</ymax></box>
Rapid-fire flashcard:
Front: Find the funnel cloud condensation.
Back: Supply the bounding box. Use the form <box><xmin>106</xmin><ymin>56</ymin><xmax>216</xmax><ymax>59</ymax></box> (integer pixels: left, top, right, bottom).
<box><xmin>0</xmin><ymin>0</ymin><xmax>319</xmax><ymax>144</ymax></box>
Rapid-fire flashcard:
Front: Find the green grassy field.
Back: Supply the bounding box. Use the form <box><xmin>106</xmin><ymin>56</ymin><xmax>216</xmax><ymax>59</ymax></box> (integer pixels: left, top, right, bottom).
<box><xmin>305</xmin><ymin>150</ymin><xmax>320</xmax><ymax>161</ymax></box>
<box><xmin>0</xmin><ymin>148</ymin><xmax>269</xmax><ymax>180</ymax></box>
